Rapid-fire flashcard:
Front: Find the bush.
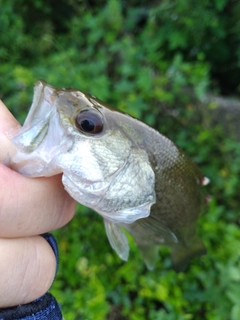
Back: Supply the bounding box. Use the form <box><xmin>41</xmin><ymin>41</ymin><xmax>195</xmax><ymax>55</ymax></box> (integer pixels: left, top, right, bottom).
<box><xmin>1</xmin><ymin>1</ymin><xmax>240</xmax><ymax>319</ymax></box>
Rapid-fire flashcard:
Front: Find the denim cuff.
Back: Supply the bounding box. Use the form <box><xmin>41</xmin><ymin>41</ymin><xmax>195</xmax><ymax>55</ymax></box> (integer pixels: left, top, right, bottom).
<box><xmin>41</xmin><ymin>233</ymin><xmax>59</xmax><ymax>276</ymax></box>
<box><xmin>0</xmin><ymin>293</ymin><xmax>63</xmax><ymax>320</ymax></box>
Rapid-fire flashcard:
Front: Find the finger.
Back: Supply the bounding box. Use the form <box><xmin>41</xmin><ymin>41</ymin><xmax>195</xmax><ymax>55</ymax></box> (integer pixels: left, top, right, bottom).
<box><xmin>0</xmin><ymin>100</ymin><xmax>20</xmax><ymax>162</ymax></box>
<box><xmin>0</xmin><ymin>236</ymin><xmax>56</xmax><ymax>307</ymax></box>
<box><xmin>0</xmin><ymin>163</ymin><xmax>76</xmax><ymax>237</ymax></box>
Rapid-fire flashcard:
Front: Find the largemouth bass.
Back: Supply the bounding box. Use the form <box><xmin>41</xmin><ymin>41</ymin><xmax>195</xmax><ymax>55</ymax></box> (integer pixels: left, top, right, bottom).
<box><xmin>11</xmin><ymin>80</ymin><xmax>208</xmax><ymax>271</ymax></box>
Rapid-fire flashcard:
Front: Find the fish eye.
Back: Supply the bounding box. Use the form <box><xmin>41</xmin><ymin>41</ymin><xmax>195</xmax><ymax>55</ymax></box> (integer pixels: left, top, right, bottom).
<box><xmin>75</xmin><ymin>109</ymin><xmax>103</xmax><ymax>134</ymax></box>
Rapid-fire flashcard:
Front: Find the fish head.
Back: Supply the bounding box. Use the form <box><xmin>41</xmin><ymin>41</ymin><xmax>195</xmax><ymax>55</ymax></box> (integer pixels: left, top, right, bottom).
<box><xmin>11</xmin><ymin>80</ymin><xmax>156</xmax><ymax>224</ymax></box>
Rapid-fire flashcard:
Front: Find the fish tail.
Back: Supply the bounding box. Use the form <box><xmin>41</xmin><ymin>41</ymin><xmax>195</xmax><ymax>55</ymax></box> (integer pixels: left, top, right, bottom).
<box><xmin>171</xmin><ymin>237</ymin><xmax>206</xmax><ymax>272</ymax></box>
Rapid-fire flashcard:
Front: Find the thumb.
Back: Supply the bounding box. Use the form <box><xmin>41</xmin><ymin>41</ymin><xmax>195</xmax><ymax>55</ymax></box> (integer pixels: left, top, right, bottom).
<box><xmin>0</xmin><ymin>100</ymin><xmax>20</xmax><ymax>162</ymax></box>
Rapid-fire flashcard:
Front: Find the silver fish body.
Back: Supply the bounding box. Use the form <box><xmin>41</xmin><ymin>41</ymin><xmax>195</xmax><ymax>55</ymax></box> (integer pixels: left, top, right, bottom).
<box><xmin>11</xmin><ymin>80</ymin><xmax>208</xmax><ymax>271</ymax></box>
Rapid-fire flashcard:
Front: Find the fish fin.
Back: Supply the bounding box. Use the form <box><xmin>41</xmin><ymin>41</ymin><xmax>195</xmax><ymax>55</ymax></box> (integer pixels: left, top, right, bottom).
<box><xmin>104</xmin><ymin>220</ymin><xmax>129</xmax><ymax>261</ymax></box>
<box><xmin>138</xmin><ymin>245</ymin><xmax>159</xmax><ymax>270</ymax></box>
<box><xmin>139</xmin><ymin>216</ymin><xmax>178</xmax><ymax>244</ymax></box>
<box><xmin>171</xmin><ymin>236</ymin><xmax>206</xmax><ymax>272</ymax></box>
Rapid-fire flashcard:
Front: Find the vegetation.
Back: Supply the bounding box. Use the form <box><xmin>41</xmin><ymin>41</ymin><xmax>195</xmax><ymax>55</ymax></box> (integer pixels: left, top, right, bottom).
<box><xmin>1</xmin><ymin>0</ymin><xmax>240</xmax><ymax>319</ymax></box>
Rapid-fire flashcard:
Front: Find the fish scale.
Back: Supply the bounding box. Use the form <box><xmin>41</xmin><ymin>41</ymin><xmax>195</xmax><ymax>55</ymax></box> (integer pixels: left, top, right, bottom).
<box><xmin>11</xmin><ymin>80</ymin><xmax>208</xmax><ymax>271</ymax></box>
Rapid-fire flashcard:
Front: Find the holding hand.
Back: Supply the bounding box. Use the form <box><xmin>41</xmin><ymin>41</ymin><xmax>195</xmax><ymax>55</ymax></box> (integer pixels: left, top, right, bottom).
<box><xmin>0</xmin><ymin>100</ymin><xmax>76</xmax><ymax>308</ymax></box>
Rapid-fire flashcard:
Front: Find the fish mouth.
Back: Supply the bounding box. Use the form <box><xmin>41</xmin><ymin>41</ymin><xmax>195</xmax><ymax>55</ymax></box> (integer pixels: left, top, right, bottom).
<box><xmin>34</xmin><ymin>80</ymin><xmax>57</xmax><ymax>107</ymax></box>
<box><xmin>11</xmin><ymin>81</ymin><xmax>58</xmax><ymax>154</ymax></box>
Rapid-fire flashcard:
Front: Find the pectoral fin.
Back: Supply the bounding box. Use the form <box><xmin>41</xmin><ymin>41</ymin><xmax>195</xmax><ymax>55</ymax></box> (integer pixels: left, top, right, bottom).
<box><xmin>171</xmin><ymin>236</ymin><xmax>206</xmax><ymax>272</ymax></box>
<box><xmin>104</xmin><ymin>220</ymin><xmax>129</xmax><ymax>261</ymax></box>
<box><xmin>122</xmin><ymin>216</ymin><xmax>178</xmax><ymax>270</ymax></box>
<box><xmin>138</xmin><ymin>216</ymin><xmax>179</xmax><ymax>244</ymax></box>
<box><xmin>138</xmin><ymin>245</ymin><xmax>159</xmax><ymax>270</ymax></box>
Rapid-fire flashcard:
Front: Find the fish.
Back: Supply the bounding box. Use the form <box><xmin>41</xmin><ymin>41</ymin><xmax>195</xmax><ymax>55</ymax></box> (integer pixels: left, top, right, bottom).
<box><xmin>11</xmin><ymin>80</ymin><xmax>209</xmax><ymax>271</ymax></box>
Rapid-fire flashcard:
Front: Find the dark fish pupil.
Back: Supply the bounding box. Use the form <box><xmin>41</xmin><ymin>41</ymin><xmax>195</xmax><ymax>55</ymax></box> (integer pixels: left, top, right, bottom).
<box><xmin>75</xmin><ymin>109</ymin><xmax>103</xmax><ymax>134</ymax></box>
<box><xmin>81</xmin><ymin>119</ymin><xmax>95</xmax><ymax>132</ymax></box>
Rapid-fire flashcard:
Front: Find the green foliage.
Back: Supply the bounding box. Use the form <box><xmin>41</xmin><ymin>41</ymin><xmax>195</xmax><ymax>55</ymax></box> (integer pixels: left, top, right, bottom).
<box><xmin>1</xmin><ymin>0</ymin><xmax>240</xmax><ymax>319</ymax></box>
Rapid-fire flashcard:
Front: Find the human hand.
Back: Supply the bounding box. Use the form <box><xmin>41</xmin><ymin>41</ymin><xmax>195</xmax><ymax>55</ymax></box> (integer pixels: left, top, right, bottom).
<box><xmin>0</xmin><ymin>100</ymin><xmax>77</xmax><ymax>308</ymax></box>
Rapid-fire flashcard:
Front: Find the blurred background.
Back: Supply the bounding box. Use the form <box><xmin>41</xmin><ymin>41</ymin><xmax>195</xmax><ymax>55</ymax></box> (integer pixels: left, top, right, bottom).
<box><xmin>1</xmin><ymin>0</ymin><xmax>240</xmax><ymax>319</ymax></box>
